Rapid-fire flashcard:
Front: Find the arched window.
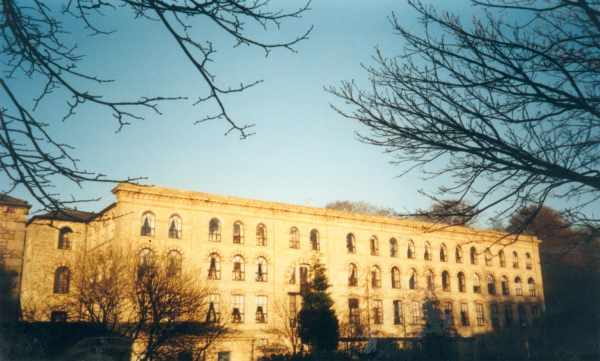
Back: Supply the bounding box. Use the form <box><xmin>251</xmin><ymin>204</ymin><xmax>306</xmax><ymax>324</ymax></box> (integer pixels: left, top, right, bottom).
<box><xmin>168</xmin><ymin>215</ymin><xmax>182</xmax><ymax>239</ymax></box>
<box><xmin>371</xmin><ymin>266</ymin><xmax>381</xmax><ymax>288</ymax></box>
<box><xmin>138</xmin><ymin>248</ymin><xmax>154</xmax><ymax>277</ymax></box>
<box><xmin>442</xmin><ymin>271</ymin><xmax>451</xmax><ymax>291</ymax></box>
<box><xmin>208</xmin><ymin>253</ymin><xmax>221</xmax><ymax>280</ymax></box>
<box><xmin>440</xmin><ymin>243</ymin><xmax>448</xmax><ymax>262</ymax></box>
<box><xmin>232</xmin><ymin>255</ymin><xmax>245</xmax><ymax>281</ymax></box>
<box><xmin>347</xmin><ymin>233</ymin><xmax>355</xmax><ymax>254</ymax></box>
<box><xmin>456</xmin><ymin>246</ymin><xmax>463</xmax><ymax>263</ymax></box>
<box><xmin>209</xmin><ymin>219</ymin><xmax>221</xmax><ymax>242</ymax></box>
<box><xmin>473</xmin><ymin>274</ymin><xmax>481</xmax><ymax>293</ymax></box>
<box><xmin>487</xmin><ymin>275</ymin><xmax>496</xmax><ymax>295</ymax></box>
<box><xmin>407</xmin><ymin>240</ymin><xmax>415</xmax><ymax>259</ymax></box>
<box><xmin>526</xmin><ymin>253</ymin><xmax>532</xmax><ymax>270</ymax></box>
<box><xmin>167</xmin><ymin>250</ymin><xmax>182</xmax><ymax>277</ymax></box>
<box><xmin>424</xmin><ymin>242</ymin><xmax>432</xmax><ymax>260</ymax></box>
<box><xmin>501</xmin><ymin>276</ymin><xmax>509</xmax><ymax>295</ymax></box>
<box><xmin>311</xmin><ymin>229</ymin><xmax>320</xmax><ymax>251</ymax></box>
<box><xmin>256</xmin><ymin>257</ymin><xmax>267</xmax><ymax>282</ymax></box>
<box><xmin>458</xmin><ymin>272</ymin><xmax>466</xmax><ymax>292</ymax></box>
<box><xmin>256</xmin><ymin>224</ymin><xmax>267</xmax><ymax>246</ymax></box>
<box><xmin>528</xmin><ymin>278</ymin><xmax>536</xmax><ymax>296</ymax></box>
<box><xmin>141</xmin><ymin>212</ymin><xmax>155</xmax><ymax>236</ymax></box>
<box><xmin>485</xmin><ymin>249</ymin><xmax>492</xmax><ymax>266</ymax></box>
<box><xmin>58</xmin><ymin>227</ymin><xmax>73</xmax><ymax>250</ymax></box>
<box><xmin>470</xmin><ymin>247</ymin><xmax>478</xmax><ymax>265</ymax></box>
<box><xmin>391</xmin><ymin>267</ymin><xmax>401</xmax><ymax>289</ymax></box>
<box><xmin>289</xmin><ymin>227</ymin><xmax>299</xmax><ymax>248</ymax></box>
<box><xmin>425</xmin><ymin>270</ymin><xmax>434</xmax><ymax>290</ymax></box>
<box><xmin>515</xmin><ymin>277</ymin><xmax>523</xmax><ymax>296</ymax></box>
<box><xmin>348</xmin><ymin>264</ymin><xmax>358</xmax><ymax>286</ymax></box>
<box><xmin>409</xmin><ymin>269</ymin><xmax>418</xmax><ymax>290</ymax></box>
<box><xmin>53</xmin><ymin>266</ymin><xmax>70</xmax><ymax>294</ymax></box>
<box><xmin>512</xmin><ymin>251</ymin><xmax>519</xmax><ymax>269</ymax></box>
<box><xmin>499</xmin><ymin>251</ymin><xmax>506</xmax><ymax>267</ymax></box>
<box><xmin>370</xmin><ymin>236</ymin><xmax>379</xmax><ymax>256</ymax></box>
<box><xmin>233</xmin><ymin>221</ymin><xmax>244</xmax><ymax>244</ymax></box>
<box><xmin>390</xmin><ymin>238</ymin><xmax>398</xmax><ymax>257</ymax></box>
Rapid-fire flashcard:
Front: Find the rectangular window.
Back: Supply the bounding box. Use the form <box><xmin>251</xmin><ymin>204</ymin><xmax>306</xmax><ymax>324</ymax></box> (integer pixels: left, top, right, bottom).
<box><xmin>218</xmin><ymin>352</ymin><xmax>231</xmax><ymax>361</ymax></box>
<box><xmin>518</xmin><ymin>304</ymin><xmax>527</xmax><ymax>326</ymax></box>
<box><xmin>349</xmin><ymin>298</ymin><xmax>360</xmax><ymax>325</ymax></box>
<box><xmin>444</xmin><ymin>302</ymin><xmax>453</xmax><ymax>326</ymax></box>
<box><xmin>393</xmin><ymin>300</ymin><xmax>403</xmax><ymax>325</ymax></box>
<box><xmin>299</xmin><ymin>266</ymin><xmax>309</xmax><ymax>293</ymax></box>
<box><xmin>476</xmin><ymin>304</ymin><xmax>484</xmax><ymax>326</ymax></box>
<box><xmin>504</xmin><ymin>305</ymin><xmax>513</xmax><ymax>326</ymax></box>
<box><xmin>531</xmin><ymin>305</ymin><xmax>539</xmax><ymax>325</ymax></box>
<box><xmin>288</xmin><ymin>294</ymin><xmax>299</xmax><ymax>327</ymax></box>
<box><xmin>232</xmin><ymin>295</ymin><xmax>244</xmax><ymax>323</ymax></box>
<box><xmin>50</xmin><ymin>311</ymin><xmax>67</xmax><ymax>323</ymax></box>
<box><xmin>233</xmin><ymin>262</ymin><xmax>244</xmax><ymax>281</ymax></box>
<box><xmin>373</xmin><ymin>300</ymin><xmax>383</xmax><ymax>324</ymax></box>
<box><xmin>490</xmin><ymin>304</ymin><xmax>499</xmax><ymax>327</ymax></box>
<box><xmin>411</xmin><ymin>301</ymin><xmax>421</xmax><ymax>325</ymax></box>
<box><xmin>255</xmin><ymin>295</ymin><xmax>268</xmax><ymax>323</ymax></box>
<box><xmin>460</xmin><ymin>303</ymin><xmax>469</xmax><ymax>326</ymax></box>
<box><xmin>207</xmin><ymin>294</ymin><xmax>220</xmax><ymax>323</ymax></box>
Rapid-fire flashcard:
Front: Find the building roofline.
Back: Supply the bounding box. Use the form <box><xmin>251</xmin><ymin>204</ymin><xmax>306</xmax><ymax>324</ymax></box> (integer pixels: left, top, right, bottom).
<box><xmin>0</xmin><ymin>194</ymin><xmax>32</xmax><ymax>208</ymax></box>
<box><xmin>27</xmin><ymin>203</ymin><xmax>116</xmax><ymax>226</ymax></box>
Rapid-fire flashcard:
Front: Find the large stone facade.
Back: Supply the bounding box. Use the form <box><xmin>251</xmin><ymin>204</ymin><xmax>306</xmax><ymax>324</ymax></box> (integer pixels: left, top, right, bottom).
<box><xmin>21</xmin><ymin>183</ymin><xmax>545</xmax><ymax>360</ymax></box>
<box><xmin>0</xmin><ymin>194</ymin><xmax>31</xmax><ymax>323</ymax></box>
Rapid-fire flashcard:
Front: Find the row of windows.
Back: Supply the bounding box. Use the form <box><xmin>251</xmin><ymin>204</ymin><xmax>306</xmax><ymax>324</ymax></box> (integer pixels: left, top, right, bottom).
<box><xmin>136</xmin><ymin>214</ymin><xmax>534</xmax><ymax>271</ymax></box>
<box><xmin>348</xmin><ymin>265</ymin><xmax>537</xmax><ymax>297</ymax></box>
<box><xmin>348</xmin><ymin>299</ymin><xmax>540</xmax><ymax>328</ymax></box>
<box><xmin>207</xmin><ymin>253</ymin><xmax>269</xmax><ymax>282</ymax></box>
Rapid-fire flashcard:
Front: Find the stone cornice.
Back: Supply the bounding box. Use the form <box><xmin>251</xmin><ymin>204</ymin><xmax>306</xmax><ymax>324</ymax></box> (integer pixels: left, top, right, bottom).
<box><xmin>112</xmin><ymin>183</ymin><xmax>540</xmax><ymax>245</ymax></box>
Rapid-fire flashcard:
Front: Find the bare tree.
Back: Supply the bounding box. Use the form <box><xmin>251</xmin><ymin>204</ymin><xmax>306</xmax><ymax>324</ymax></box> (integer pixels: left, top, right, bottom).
<box><xmin>325</xmin><ymin>200</ymin><xmax>394</xmax><ymax>217</ymax></box>
<box><xmin>1</xmin><ymin>0</ymin><xmax>311</xmax><ymax>212</ymax></box>
<box><xmin>329</xmin><ymin>0</ymin><xmax>600</xmax><ymax>242</ymax></box>
<box><xmin>264</xmin><ymin>296</ymin><xmax>303</xmax><ymax>356</ymax></box>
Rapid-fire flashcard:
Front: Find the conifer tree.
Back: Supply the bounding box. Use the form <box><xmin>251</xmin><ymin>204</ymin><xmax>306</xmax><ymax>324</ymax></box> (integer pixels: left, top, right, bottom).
<box><xmin>297</xmin><ymin>258</ymin><xmax>340</xmax><ymax>354</ymax></box>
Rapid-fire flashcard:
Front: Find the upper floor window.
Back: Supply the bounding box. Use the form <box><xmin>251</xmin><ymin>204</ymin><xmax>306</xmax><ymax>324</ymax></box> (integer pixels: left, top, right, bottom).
<box><xmin>505</xmin><ymin>304</ymin><xmax>513</xmax><ymax>326</ymax></box>
<box><xmin>256</xmin><ymin>257</ymin><xmax>268</xmax><ymax>282</ymax></box>
<box><xmin>518</xmin><ymin>304</ymin><xmax>527</xmax><ymax>326</ymax></box>
<box><xmin>370</xmin><ymin>236</ymin><xmax>379</xmax><ymax>256</ymax></box>
<box><xmin>487</xmin><ymin>275</ymin><xmax>496</xmax><ymax>295</ymax></box>
<box><xmin>138</xmin><ymin>248</ymin><xmax>155</xmax><ymax>278</ymax></box>
<box><xmin>528</xmin><ymin>277</ymin><xmax>536</xmax><ymax>296</ymax></box>
<box><xmin>371</xmin><ymin>266</ymin><xmax>381</xmax><ymax>288</ymax></box>
<box><xmin>394</xmin><ymin>300</ymin><xmax>403</xmax><ymax>325</ymax></box>
<box><xmin>476</xmin><ymin>304</ymin><xmax>485</xmax><ymax>326</ymax></box>
<box><xmin>373</xmin><ymin>300</ymin><xmax>383</xmax><ymax>324</ymax></box>
<box><xmin>232</xmin><ymin>255</ymin><xmax>245</xmax><ymax>281</ymax></box>
<box><xmin>458</xmin><ymin>272</ymin><xmax>466</xmax><ymax>293</ymax></box>
<box><xmin>485</xmin><ymin>249</ymin><xmax>492</xmax><ymax>266</ymax></box>
<box><xmin>289</xmin><ymin>227</ymin><xmax>299</xmax><ymax>249</ymax></box>
<box><xmin>209</xmin><ymin>219</ymin><xmax>221</xmax><ymax>242</ymax></box>
<box><xmin>347</xmin><ymin>233</ymin><xmax>356</xmax><ymax>254</ymax></box>
<box><xmin>444</xmin><ymin>302</ymin><xmax>453</xmax><ymax>326</ymax></box>
<box><xmin>440</xmin><ymin>243</ymin><xmax>448</xmax><ymax>262</ymax></box>
<box><xmin>208</xmin><ymin>253</ymin><xmax>221</xmax><ymax>280</ymax></box>
<box><xmin>256</xmin><ymin>224</ymin><xmax>267</xmax><ymax>246</ymax></box>
<box><xmin>168</xmin><ymin>215</ymin><xmax>182</xmax><ymax>239</ymax></box>
<box><xmin>411</xmin><ymin>301</ymin><xmax>421</xmax><ymax>325</ymax></box>
<box><xmin>141</xmin><ymin>212</ymin><xmax>155</xmax><ymax>236</ymax></box>
<box><xmin>390</xmin><ymin>238</ymin><xmax>398</xmax><ymax>257</ymax></box>
<box><xmin>167</xmin><ymin>250</ymin><xmax>182</xmax><ymax>277</ymax></box>
<box><xmin>425</xmin><ymin>270</ymin><xmax>434</xmax><ymax>290</ymax></box>
<box><xmin>391</xmin><ymin>267</ymin><xmax>401</xmax><ymax>289</ymax></box>
<box><xmin>255</xmin><ymin>295</ymin><xmax>268</xmax><ymax>323</ymax></box>
<box><xmin>456</xmin><ymin>245</ymin><xmax>463</xmax><ymax>263</ymax></box>
<box><xmin>348</xmin><ymin>264</ymin><xmax>358</xmax><ymax>286</ymax></box>
<box><xmin>470</xmin><ymin>247</ymin><xmax>478</xmax><ymax>265</ymax></box>
<box><xmin>233</xmin><ymin>221</ymin><xmax>244</xmax><ymax>244</ymax></box>
<box><xmin>490</xmin><ymin>304</ymin><xmax>499</xmax><ymax>327</ymax></box>
<box><xmin>407</xmin><ymin>240</ymin><xmax>415</xmax><ymax>259</ymax></box>
<box><xmin>526</xmin><ymin>253</ymin><xmax>532</xmax><ymax>270</ymax></box>
<box><xmin>409</xmin><ymin>268</ymin><xmax>418</xmax><ymax>290</ymax></box>
<box><xmin>207</xmin><ymin>294</ymin><xmax>220</xmax><ymax>323</ymax></box>
<box><xmin>424</xmin><ymin>242</ymin><xmax>432</xmax><ymax>260</ymax></box>
<box><xmin>473</xmin><ymin>274</ymin><xmax>481</xmax><ymax>293</ymax></box>
<box><xmin>460</xmin><ymin>303</ymin><xmax>469</xmax><ymax>326</ymax></box>
<box><xmin>512</xmin><ymin>251</ymin><xmax>519</xmax><ymax>268</ymax></box>
<box><xmin>442</xmin><ymin>271</ymin><xmax>451</xmax><ymax>291</ymax></box>
<box><xmin>53</xmin><ymin>266</ymin><xmax>70</xmax><ymax>294</ymax></box>
<box><xmin>58</xmin><ymin>227</ymin><xmax>73</xmax><ymax>250</ymax></box>
<box><xmin>501</xmin><ymin>276</ymin><xmax>509</xmax><ymax>295</ymax></box>
<box><xmin>499</xmin><ymin>250</ymin><xmax>506</xmax><ymax>267</ymax></box>
<box><xmin>232</xmin><ymin>295</ymin><xmax>244</xmax><ymax>323</ymax></box>
<box><xmin>515</xmin><ymin>277</ymin><xmax>523</xmax><ymax>296</ymax></box>
<box><xmin>349</xmin><ymin>298</ymin><xmax>360</xmax><ymax>325</ymax></box>
<box><xmin>310</xmin><ymin>229</ymin><xmax>320</xmax><ymax>251</ymax></box>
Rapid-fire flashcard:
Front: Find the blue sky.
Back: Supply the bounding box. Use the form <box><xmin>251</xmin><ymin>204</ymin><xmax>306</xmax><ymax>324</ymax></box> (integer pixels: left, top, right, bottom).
<box><xmin>4</xmin><ymin>0</ymin><xmax>587</xmax><ymax>226</ymax></box>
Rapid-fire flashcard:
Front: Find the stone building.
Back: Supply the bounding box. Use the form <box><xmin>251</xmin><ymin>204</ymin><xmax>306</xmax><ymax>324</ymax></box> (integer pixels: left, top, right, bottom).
<box><xmin>21</xmin><ymin>183</ymin><xmax>544</xmax><ymax>360</ymax></box>
<box><xmin>0</xmin><ymin>194</ymin><xmax>31</xmax><ymax>324</ymax></box>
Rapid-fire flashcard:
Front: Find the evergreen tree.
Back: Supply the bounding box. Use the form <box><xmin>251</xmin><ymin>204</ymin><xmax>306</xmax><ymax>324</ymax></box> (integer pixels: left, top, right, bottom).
<box><xmin>297</xmin><ymin>258</ymin><xmax>340</xmax><ymax>354</ymax></box>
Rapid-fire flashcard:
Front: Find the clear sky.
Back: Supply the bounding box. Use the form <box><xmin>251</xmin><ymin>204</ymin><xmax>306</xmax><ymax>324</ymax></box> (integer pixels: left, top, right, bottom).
<box><xmin>5</xmin><ymin>0</ymin><xmax>589</xmax><ymax>226</ymax></box>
